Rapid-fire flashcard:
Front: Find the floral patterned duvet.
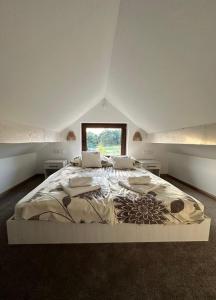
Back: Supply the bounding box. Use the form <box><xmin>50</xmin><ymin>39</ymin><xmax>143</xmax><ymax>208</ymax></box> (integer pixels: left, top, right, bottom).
<box><xmin>15</xmin><ymin>165</ymin><xmax>205</xmax><ymax>225</ymax></box>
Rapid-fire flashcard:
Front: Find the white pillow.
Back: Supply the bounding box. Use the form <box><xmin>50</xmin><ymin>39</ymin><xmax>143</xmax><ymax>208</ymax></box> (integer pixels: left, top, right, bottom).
<box><xmin>82</xmin><ymin>151</ymin><xmax>102</xmax><ymax>168</ymax></box>
<box><xmin>112</xmin><ymin>156</ymin><xmax>135</xmax><ymax>169</ymax></box>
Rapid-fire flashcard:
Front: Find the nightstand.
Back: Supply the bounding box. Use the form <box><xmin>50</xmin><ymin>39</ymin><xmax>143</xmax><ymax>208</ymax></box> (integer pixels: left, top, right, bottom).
<box><xmin>44</xmin><ymin>160</ymin><xmax>68</xmax><ymax>178</ymax></box>
<box><xmin>136</xmin><ymin>159</ymin><xmax>161</xmax><ymax>176</ymax></box>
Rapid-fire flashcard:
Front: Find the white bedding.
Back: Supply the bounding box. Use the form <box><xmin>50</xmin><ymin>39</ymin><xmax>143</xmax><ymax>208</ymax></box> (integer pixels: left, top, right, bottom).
<box><xmin>14</xmin><ymin>165</ymin><xmax>205</xmax><ymax>225</ymax></box>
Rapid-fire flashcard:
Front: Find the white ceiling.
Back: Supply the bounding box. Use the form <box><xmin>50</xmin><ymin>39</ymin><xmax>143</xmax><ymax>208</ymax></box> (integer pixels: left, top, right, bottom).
<box><xmin>107</xmin><ymin>0</ymin><xmax>216</xmax><ymax>133</ymax></box>
<box><xmin>0</xmin><ymin>0</ymin><xmax>216</xmax><ymax>133</ymax></box>
<box><xmin>0</xmin><ymin>0</ymin><xmax>119</xmax><ymax>131</ymax></box>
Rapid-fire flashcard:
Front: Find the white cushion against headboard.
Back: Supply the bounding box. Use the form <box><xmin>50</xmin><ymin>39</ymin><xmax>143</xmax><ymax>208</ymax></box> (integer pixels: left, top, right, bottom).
<box><xmin>112</xmin><ymin>156</ymin><xmax>134</xmax><ymax>170</ymax></box>
<box><xmin>82</xmin><ymin>151</ymin><xmax>102</xmax><ymax>168</ymax></box>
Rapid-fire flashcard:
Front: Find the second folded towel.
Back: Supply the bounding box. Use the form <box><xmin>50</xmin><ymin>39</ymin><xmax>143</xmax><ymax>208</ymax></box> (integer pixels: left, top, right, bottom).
<box><xmin>128</xmin><ymin>176</ymin><xmax>151</xmax><ymax>185</ymax></box>
<box><xmin>69</xmin><ymin>176</ymin><xmax>93</xmax><ymax>187</ymax></box>
<box><xmin>119</xmin><ymin>180</ymin><xmax>166</xmax><ymax>194</ymax></box>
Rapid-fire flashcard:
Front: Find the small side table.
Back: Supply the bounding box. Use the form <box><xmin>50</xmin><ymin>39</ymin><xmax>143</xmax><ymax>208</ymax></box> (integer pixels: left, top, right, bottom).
<box><xmin>136</xmin><ymin>159</ymin><xmax>161</xmax><ymax>177</ymax></box>
<box><xmin>44</xmin><ymin>160</ymin><xmax>68</xmax><ymax>178</ymax></box>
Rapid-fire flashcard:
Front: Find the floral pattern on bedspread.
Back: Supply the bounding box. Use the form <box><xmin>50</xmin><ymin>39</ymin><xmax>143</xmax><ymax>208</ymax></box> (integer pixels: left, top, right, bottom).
<box><xmin>14</xmin><ymin>165</ymin><xmax>205</xmax><ymax>225</ymax></box>
<box><xmin>114</xmin><ymin>192</ymin><xmax>169</xmax><ymax>224</ymax></box>
<box><xmin>19</xmin><ymin>185</ymin><xmax>76</xmax><ymax>223</ymax></box>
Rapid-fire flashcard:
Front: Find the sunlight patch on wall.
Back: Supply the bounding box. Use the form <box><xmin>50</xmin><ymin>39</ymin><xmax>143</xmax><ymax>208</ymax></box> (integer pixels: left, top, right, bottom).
<box><xmin>147</xmin><ymin>123</ymin><xmax>216</xmax><ymax>145</ymax></box>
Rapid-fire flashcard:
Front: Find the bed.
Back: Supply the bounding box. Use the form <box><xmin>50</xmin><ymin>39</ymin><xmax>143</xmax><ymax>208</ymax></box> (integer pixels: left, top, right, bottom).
<box><xmin>7</xmin><ymin>165</ymin><xmax>211</xmax><ymax>244</ymax></box>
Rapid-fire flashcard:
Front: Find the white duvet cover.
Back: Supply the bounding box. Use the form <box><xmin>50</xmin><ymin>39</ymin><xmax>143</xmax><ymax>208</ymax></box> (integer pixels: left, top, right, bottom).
<box><xmin>15</xmin><ymin>165</ymin><xmax>205</xmax><ymax>225</ymax></box>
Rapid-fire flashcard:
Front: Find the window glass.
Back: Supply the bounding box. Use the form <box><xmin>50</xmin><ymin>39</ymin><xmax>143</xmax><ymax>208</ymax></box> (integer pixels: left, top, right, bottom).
<box><xmin>86</xmin><ymin>128</ymin><xmax>121</xmax><ymax>155</ymax></box>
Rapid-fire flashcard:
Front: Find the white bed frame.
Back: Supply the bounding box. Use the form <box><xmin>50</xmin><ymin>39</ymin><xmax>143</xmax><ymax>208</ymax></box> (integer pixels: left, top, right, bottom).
<box><xmin>7</xmin><ymin>216</ymin><xmax>211</xmax><ymax>244</ymax></box>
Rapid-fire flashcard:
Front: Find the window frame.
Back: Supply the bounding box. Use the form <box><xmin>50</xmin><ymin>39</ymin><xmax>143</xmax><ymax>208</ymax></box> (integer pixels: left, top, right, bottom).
<box><xmin>81</xmin><ymin>123</ymin><xmax>127</xmax><ymax>155</ymax></box>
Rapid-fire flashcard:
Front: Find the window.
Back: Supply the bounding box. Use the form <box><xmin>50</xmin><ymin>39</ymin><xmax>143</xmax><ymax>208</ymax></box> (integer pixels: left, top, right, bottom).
<box><xmin>82</xmin><ymin>123</ymin><xmax>127</xmax><ymax>155</ymax></box>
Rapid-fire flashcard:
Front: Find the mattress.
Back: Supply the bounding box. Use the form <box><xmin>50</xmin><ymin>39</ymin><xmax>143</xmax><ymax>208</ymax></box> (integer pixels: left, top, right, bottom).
<box><xmin>15</xmin><ymin>165</ymin><xmax>205</xmax><ymax>225</ymax></box>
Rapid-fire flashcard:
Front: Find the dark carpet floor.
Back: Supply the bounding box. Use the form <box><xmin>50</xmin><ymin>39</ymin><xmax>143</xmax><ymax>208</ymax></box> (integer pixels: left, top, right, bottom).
<box><xmin>0</xmin><ymin>174</ymin><xmax>216</xmax><ymax>300</ymax></box>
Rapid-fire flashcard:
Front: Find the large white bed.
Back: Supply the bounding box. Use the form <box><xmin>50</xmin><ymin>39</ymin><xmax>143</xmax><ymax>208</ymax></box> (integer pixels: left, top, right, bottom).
<box><xmin>7</xmin><ymin>164</ymin><xmax>211</xmax><ymax>244</ymax></box>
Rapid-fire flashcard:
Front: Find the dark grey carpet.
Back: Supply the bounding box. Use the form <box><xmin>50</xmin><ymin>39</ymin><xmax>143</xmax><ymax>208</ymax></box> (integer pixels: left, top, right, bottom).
<box><xmin>0</xmin><ymin>174</ymin><xmax>216</xmax><ymax>300</ymax></box>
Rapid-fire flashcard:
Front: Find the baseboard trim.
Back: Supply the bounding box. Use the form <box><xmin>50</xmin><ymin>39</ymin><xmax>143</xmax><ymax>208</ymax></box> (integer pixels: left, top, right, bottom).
<box><xmin>0</xmin><ymin>174</ymin><xmax>44</xmax><ymax>198</ymax></box>
<box><xmin>167</xmin><ymin>174</ymin><xmax>216</xmax><ymax>201</ymax></box>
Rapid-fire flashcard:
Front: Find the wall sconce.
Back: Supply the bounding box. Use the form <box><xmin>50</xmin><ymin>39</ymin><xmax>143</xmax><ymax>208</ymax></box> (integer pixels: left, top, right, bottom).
<box><xmin>67</xmin><ymin>131</ymin><xmax>76</xmax><ymax>141</ymax></box>
<box><xmin>133</xmin><ymin>131</ymin><xmax>142</xmax><ymax>141</ymax></box>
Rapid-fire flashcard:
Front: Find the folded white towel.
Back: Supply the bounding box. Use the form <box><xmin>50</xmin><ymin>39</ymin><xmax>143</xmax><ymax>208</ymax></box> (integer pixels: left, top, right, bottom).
<box><xmin>61</xmin><ymin>183</ymin><xmax>100</xmax><ymax>198</ymax></box>
<box><xmin>128</xmin><ymin>176</ymin><xmax>151</xmax><ymax>185</ymax></box>
<box><xmin>69</xmin><ymin>176</ymin><xmax>93</xmax><ymax>187</ymax></box>
<box><xmin>119</xmin><ymin>180</ymin><xmax>165</xmax><ymax>194</ymax></box>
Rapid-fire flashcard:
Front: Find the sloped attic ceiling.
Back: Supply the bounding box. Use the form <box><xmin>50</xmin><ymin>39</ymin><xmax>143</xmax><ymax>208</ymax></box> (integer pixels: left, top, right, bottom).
<box><xmin>0</xmin><ymin>0</ymin><xmax>216</xmax><ymax>135</ymax></box>
<box><xmin>106</xmin><ymin>0</ymin><xmax>216</xmax><ymax>133</ymax></box>
<box><xmin>0</xmin><ymin>0</ymin><xmax>120</xmax><ymax>131</ymax></box>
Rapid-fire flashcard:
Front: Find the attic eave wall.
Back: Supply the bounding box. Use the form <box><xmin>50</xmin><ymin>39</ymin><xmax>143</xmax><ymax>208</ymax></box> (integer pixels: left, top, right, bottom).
<box><xmin>146</xmin><ymin>123</ymin><xmax>216</xmax><ymax>145</ymax></box>
<box><xmin>0</xmin><ymin>120</ymin><xmax>60</xmax><ymax>143</ymax></box>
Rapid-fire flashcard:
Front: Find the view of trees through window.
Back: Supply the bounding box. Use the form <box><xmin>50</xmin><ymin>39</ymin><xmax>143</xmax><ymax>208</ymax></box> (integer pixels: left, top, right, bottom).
<box><xmin>86</xmin><ymin>128</ymin><xmax>121</xmax><ymax>155</ymax></box>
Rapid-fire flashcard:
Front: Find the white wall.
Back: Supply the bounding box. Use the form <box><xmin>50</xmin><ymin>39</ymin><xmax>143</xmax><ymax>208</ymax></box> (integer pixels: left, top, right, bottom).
<box><xmin>36</xmin><ymin>101</ymin><xmax>169</xmax><ymax>173</ymax></box>
<box><xmin>0</xmin><ymin>143</ymin><xmax>42</xmax><ymax>158</ymax></box>
<box><xmin>0</xmin><ymin>152</ymin><xmax>37</xmax><ymax>193</ymax></box>
<box><xmin>168</xmin><ymin>152</ymin><xmax>216</xmax><ymax>196</ymax></box>
<box><xmin>167</xmin><ymin>144</ymin><xmax>216</xmax><ymax>195</ymax></box>
<box><xmin>0</xmin><ymin>120</ymin><xmax>59</xmax><ymax>143</ymax></box>
<box><xmin>147</xmin><ymin>123</ymin><xmax>216</xmax><ymax>145</ymax></box>
<box><xmin>167</xmin><ymin>144</ymin><xmax>216</xmax><ymax>160</ymax></box>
